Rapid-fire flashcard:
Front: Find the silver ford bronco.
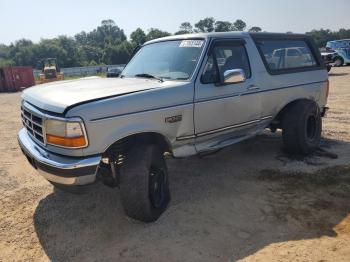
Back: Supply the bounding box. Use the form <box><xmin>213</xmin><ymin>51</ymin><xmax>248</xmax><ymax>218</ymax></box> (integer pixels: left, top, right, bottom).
<box><xmin>18</xmin><ymin>32</ymin><xmax>329</xmax><ymax>222</ymax></box>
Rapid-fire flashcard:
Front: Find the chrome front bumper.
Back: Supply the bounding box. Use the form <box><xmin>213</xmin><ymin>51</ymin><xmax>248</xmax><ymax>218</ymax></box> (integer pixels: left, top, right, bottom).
<box><xmin>18</xmin><ymin>128</ymin><xmax>101</xmax><ymax>186</ymax></box>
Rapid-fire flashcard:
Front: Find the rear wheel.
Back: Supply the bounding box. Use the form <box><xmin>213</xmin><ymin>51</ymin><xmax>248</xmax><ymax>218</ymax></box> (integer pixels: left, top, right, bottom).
<box><xmin>282</xmin><ymin>100</ymin><xmax>322</xmax><ymax>155</ymax></box>
<box><xmin>120</xmin><ymin>144</ymin><xmax>170</xmax><ymax>222</ymax></box>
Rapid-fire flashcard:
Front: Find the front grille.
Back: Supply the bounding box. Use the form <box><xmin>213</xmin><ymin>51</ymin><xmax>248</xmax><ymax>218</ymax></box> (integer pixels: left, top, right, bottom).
<box><xmin>44</xmin><ymin>69</ymin><xmax>57</xmax><ymax>79</ymax></box>
<box><xmin>21</xmin><ymin>106</ymin><xmax>45</xmax><ymax>144</ymax></box>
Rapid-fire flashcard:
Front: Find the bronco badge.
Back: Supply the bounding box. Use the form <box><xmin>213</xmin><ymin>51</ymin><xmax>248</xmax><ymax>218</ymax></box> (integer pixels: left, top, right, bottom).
<box><xmin>165</xmin><ymin>115</ymin><xmax>182</xmax><ymax>123</ymax></box>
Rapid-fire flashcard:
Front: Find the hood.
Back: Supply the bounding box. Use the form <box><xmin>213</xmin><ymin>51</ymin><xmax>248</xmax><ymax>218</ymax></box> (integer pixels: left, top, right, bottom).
<box><xmin>22</xmin><ymin>77</ymin><xmax>164</xmax><ymax>114</ymax></box>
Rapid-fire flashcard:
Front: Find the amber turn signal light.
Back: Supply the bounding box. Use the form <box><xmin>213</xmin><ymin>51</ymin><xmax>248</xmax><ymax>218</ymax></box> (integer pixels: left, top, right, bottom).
<box><xmin>46</xmin><ymin>134</ymin><xmax>87</xmax><ymax>148</ymax></box>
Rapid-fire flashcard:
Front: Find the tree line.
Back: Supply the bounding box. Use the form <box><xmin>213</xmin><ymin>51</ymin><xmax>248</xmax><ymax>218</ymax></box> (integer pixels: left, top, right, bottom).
<box><xmin>0</xmin><ymin>18</ymin><xmax>349</xmax><ymax>69</ymax></box>
<box><xmin>305</xmin><ymin>28</ymin><xmax>350</xmax><ymax>48</ymax></box>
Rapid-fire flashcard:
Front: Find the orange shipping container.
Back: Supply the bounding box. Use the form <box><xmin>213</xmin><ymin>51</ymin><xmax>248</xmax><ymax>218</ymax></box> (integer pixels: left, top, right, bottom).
<box><xmin>0</xmin><ymin>66</ymin><xmax>35</xmax><ymax>92</ymax></box>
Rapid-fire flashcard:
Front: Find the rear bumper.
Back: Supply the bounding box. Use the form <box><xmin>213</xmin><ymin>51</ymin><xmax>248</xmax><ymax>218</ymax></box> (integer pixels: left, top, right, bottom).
<box><xmin>18</xmin><ymin>128</ymin><xmax>101</xmax><ymax>186</ymax></box>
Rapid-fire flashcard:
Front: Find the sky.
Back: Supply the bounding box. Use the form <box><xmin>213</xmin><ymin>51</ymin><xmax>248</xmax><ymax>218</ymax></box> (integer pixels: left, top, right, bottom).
<box><xmin>0</xmin><ymin>0</ymin><xmax>349</xmax><ymax>45</ymax></box>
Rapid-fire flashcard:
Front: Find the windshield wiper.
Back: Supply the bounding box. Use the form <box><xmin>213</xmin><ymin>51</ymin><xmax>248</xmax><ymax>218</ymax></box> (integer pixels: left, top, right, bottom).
<box><xmin>134</xmin><ymin>73</ymin><xmax>163</xmax><ymax>82</ymax></box>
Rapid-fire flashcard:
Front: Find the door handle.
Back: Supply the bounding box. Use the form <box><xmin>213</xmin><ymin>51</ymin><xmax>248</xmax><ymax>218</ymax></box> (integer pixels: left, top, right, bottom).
<box><xmin>247</xmin><ymin>85</ymin><xmax>260</xmax><ymax>91</ymax></box>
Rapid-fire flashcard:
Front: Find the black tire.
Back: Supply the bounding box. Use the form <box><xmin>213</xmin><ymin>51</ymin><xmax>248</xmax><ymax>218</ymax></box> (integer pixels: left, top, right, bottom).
<box><xmin>120</xmin><ymin>144</ymin><xmax>170</xmax><ymax>222</ymax></box>
<box><xmin>334</xmin><ymin>57</ymin><xmax>344</xmax><ymax>67</ymax></box>
<box><xmin>282</xmin><ymin>100</ymin><xmax>322</xmax><ymax>155</ymax></box>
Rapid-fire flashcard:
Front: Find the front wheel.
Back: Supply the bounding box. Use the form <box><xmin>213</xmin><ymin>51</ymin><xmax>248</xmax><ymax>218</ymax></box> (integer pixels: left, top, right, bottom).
<box><xmin>120</xmin><ymin>144</ymin><xmax>170</xmax><ymax>222</ymax></box>
<box><xmin>282</xmin><ymin>100</ymin><xmax>322</xmax><ymax>155</ymax></box>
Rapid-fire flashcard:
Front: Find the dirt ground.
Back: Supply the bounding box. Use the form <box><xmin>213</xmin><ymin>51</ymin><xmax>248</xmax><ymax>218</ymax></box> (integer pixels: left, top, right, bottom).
<box><xmin>0</xmin><ymin>67</ymin><xmax>350</xmax><ymax>262</ymax></box>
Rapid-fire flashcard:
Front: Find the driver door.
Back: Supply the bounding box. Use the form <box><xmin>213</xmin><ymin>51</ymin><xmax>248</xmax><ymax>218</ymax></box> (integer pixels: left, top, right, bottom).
<box><xmin>194</xmin><ymin>39</ymin><xmax>261</xmax><ymax>150</ymax></box>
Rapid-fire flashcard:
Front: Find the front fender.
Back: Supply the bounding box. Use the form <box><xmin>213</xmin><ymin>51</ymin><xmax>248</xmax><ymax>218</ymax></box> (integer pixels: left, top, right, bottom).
<box><xmin>81</xmin><ymin>103</ymin><xmax>194</xmax><ymax>156</ymax></box>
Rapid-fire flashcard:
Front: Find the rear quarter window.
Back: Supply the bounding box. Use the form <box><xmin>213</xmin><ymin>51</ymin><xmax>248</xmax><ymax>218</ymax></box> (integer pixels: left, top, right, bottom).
<box><xmin>254</xmin><ymin>38</ymin><xmax>321</xmax><ymax>74</ymax></box>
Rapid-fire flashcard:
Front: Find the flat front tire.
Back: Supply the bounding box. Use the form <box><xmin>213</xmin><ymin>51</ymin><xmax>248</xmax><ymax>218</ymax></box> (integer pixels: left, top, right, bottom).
<box><xmin>120</xmin><ymin>144</ymin><xmax>170</xmax><ymax>222</ymax></box>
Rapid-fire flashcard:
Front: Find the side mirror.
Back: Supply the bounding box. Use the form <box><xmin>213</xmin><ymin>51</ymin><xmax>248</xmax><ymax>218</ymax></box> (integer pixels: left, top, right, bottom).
<box><xmin>222</xmin><ymin>69</ymin><xmax>246</xmax><ymax>84</ymax></box>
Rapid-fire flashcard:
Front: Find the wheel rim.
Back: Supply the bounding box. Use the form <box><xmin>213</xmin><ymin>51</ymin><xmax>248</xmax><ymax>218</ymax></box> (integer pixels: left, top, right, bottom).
<box><xmin>149</xmin><ymin>167</ymin><xmax>166</xmax><ymax>209</ymax></box>
<box><xmin>306</xmin><ymin>115</ymin><xmax>317</xmax><ymax>140</ymax></box>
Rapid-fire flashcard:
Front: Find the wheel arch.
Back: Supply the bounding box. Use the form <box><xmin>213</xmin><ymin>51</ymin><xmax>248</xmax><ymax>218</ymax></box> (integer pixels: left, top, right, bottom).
<box><xmin>103</xmin><ymin>131</ymin><xmax>173</xmax><ymax>155</ymax></box>
<box><xmin>271</xmin><ymin>98</ymin><xmax>319</xmax><ymax>129</ymax></box>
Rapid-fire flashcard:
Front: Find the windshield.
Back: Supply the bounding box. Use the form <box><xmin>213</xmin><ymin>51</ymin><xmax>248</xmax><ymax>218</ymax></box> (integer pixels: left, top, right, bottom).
<box><xmin>122</xmin><ymin>39</ymin><xmax>205</xmax><ymax>81</ymax></box>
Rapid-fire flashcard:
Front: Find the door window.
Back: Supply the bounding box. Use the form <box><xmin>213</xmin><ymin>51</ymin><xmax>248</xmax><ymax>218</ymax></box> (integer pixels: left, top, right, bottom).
<box><xmin>201</xmin><ymin>43</ymin><xmax>251</xmax><ymax>84</ymax></box>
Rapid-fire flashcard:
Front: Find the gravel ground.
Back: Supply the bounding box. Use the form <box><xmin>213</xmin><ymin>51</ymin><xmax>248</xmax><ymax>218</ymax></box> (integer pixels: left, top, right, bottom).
<box><xmin>0</xmin><ymin>67</ymin><xmax>350</xmax><ymax>262</ymax></box>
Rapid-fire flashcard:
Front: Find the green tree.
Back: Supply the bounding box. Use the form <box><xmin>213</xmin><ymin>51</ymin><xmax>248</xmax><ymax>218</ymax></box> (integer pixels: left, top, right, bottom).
<box><xmin>130</xmin><ymin>28</ymin><xmax>147</xmax><ymax>46</ymax></box>
<box><xmin>248</xmin><ymin>26</ymin><xmax>262</xmax><ymax>32</ymax></box>
<box><xmin>0</xmin><ymin>44</ymin><xmax>13</xmax><ymax>66</ymax></box>
<box><xmin>305</xmin><ymin>28</ymin><xmax>350</xmax><ymax>47</ymax></box>
<box><xmin>34</xmin><ymin>39</ymin><xmax>66</xmax><ymax>68</ymax></box>
<box><xmin>181</xmin><ymin>22</ymin><xmax>194</xmax><ymax>33</ymax></box>
<box><xmin>306</xmin><ymin>29</ymin><xmax>332</xmax><ymax>47</ymax></box>
<box><xmin>8</xmin><ymin>39</ymin><xmax>36</xmax><ymax>66</ymax></box>
<box><xmin>195</xmin><ymin>17</ymin><xmax>215</xmax><ymax>32</ymax></box>
<box><xmin>0</xmin><ymin>59</ymin><xmax>13</xmax><ymax>67</ymax></box>
<box><xmin>337</xmin><ymin>28</ymin><xmax>350</xmax><ymax>39</ymax></box>
<box><xmin>0</xmin><ymin>44</ymin><xmax>9</xmax><ymax>59</ymax></box>
<box><xmin>75</xmin><ymin>31</ymin><xmax>89</xmax><ymax>45</ymax></box>
<box><xmin>9</xmin><ymin>18</ymin><xmax>350</xmax><ymax>69</ymax></box>
<box><xmin>74</xmin><ymin>19</ymin><xmax>129</xmax><ymax>65</ymax></box>
<box><xmin>56</xmin><ymin>36</ymin><xmax>82</xmax><ymax>67</ymax></box>
<box><xmin>103</xmin><ymin>41</ymin><xmax>133</xmax><ymax>64</ymax></box>
<box><xmin>174</xmin><ymin>30</ymin><xmax>188</xmax><ymax>35</ymax></box>
<box><xmin>214</xmin><ymin>21</ymin><xmax>233</xmax><ymax>32</ymax></box>
<box><xmin>146</xmin><ymin>28</ymin><xmax>171</xmax><ymax>41</ymax></box>
<box><xmin>78</xmin><ymin>45</ymin><xmax>104</xmax><ymax>66</ymax></box>
<box><xmin>175</xmin><ymin>22</ymin><xmax>194</xmax><ymax>35</ymax></box>
<box><xmin>33</xmin><ymin>36</ymin><xmax>82</xmax><ymax>68</ymax></box>
<box><xmin>86</xmin><ymin>19</ymin><xmax>127</xmax><ymax>48</ymax></box>
<box><xmin>232</xmin><ymin>19</ymin><xmax>246</xmax><ymax>31</ymax></box>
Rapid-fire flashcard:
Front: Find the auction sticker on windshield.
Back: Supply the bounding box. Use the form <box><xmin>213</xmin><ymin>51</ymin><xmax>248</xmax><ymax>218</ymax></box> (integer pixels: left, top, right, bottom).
<box><xmin>179</xmin><ymin>40</ymin><xmax>204</xmax><ymax>48</ymax></box>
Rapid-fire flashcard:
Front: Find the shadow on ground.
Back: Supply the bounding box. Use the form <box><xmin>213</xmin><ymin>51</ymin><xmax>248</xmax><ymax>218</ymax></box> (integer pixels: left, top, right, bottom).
<box><xmin>33</xmin><ymin>133</ymin><xmax>350</xmax><ymax>262</ymax></box>
<box><xmin>328</xmin><ymin>72</ymin><xmax>349</xmax><ymax>77</ymax></box>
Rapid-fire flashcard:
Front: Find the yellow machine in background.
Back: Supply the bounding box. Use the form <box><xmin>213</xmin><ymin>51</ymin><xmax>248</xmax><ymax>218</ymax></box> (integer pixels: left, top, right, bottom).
<box><xmin>39</xmin><ymin>58</ymin><xmax>64</xmax><ymax>84</ymax></box>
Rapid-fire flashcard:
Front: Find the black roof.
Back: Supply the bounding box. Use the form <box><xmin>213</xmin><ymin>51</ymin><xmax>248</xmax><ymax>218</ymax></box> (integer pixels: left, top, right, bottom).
<box><xmin>249</xmin><ymin>32</ymin><xmax>307</xmax><ymax>39</ymax></box>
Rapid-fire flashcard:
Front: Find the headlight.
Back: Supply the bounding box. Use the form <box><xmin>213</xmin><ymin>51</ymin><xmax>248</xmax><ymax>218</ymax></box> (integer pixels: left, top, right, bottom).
<box><xmin>45</xmin><ymin>119</ymin><xmax>88</xmax><ymax>148</ymax></box>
